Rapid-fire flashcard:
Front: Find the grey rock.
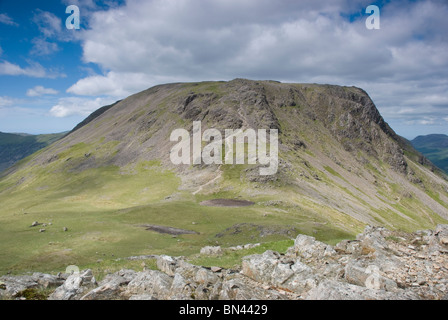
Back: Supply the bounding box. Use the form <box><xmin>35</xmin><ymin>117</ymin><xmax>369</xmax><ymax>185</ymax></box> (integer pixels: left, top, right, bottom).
<box><xmin>156</xmin><ymin>255</ymin><xmax>178</xmax><ymax>276</ymax></box>
<box><xmin>219</xmin><ymin>277</ymin><xmax>265</xmax><ymax>300</ymax></box>
<box><xmin>32</xmin><ymin>273</ymin><xmax>64</xmax><ymax>289</ymax></box>
<box><xmin>241</xmin><ymin>250</ymin><xmax>279</xmax><ymax>283</ymax></box>
<box><xmin>194</xmin><ymin>268</ymin><xmax>220</xmax><ymax>285</ymax></box>
<box><xmin>48</xmin><ymin>269</ymin><xmax>97</xmax><ymax>300</ymax></box>
<box><xmin>293</xmin><ymin>234</ymin><xmax>335</xmax><ymax>259</ymax></box>
<box><xmin>211</xmin><ymin>266</ymin><xmax>222</xmax><ymax>273</ymax></box>
<box><xmin>344</xmin><ymin>262</ymin><xmax>397</xmax><ymax>292</ymax></box>
<box><xmin>242</xmin><ymin>250</ymin><xmax>316</xmax><ymax>295</ymax></box>
<box><xmin>0</xmin><ymin>275</ymin><xmax>38</xmax><ymax>297</ymax></box>
<box><xmin>169</xmin><ymin>273</ymin><xmax>195</xmax><ymax>300</ymax></box>
<box><xmin>334</xmin><ymin>240</ymin><xmax>361</xmax><ymax>255</ymax></box>
<box><xmin>305</xmin><ymin>280</ymin><xmax>418</xmax><ymax>300</ymax></box>
<box><xmin>435</xmin><ymin>224</ymin><xmax>448</xmax><ymax>246</ymax></box>
<box><xmin>125</xmin><ymin>270</ymin><xmax>173</xmax><ymax>299</ymax></box>
<box><xmin>81</xmin><ymin>282</ymin><xmax>122</xmax><ymax>300</ymax></box>
<box><xmin>200</xmin><ymin>246</ymin><xmax>223</xmax><ymax>256</ymax></box>
<box><xmin>129</xmin><ymin>294</ymin><xmax>157</xmax><ymax>300</ymax></box>
<box><xmin>356</xmin><ymin>225</ymin><xmax>389</xmax><ymax>253</ymax></box>
<box><xmin>275</xmin><ymin>261</ymin><xmax>317</xmax><ymax>294</ymax></box>
<box><xmin>81</xmin><ymin>269</ymin><xmax>137</xmax><ymax>300</ymax></box>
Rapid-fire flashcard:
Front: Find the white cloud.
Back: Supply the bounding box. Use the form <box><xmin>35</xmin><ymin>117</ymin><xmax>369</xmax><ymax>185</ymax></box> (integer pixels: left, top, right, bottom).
<box><xmin>70</xmin><ymin>1</ymin><xmax>448</xmax><ymax>88</ymax></box>
<box><xmin>0</xmin><ymin>60</ymin><xmax>64</xmax><ymax>78</ymax></box>
<box><xmin>49</xmin><ymin>97</ymin><xmax>115</xmax><ymax>117</ymax></box>
<box><xmin>32</xmin><ymin>10</ymin><xmax>62</xmax><ymax>38</ymax></box>
<box><xmin>0</xmin><ymin>13</ymin><xmax>18</xmax><ymax>26</ymax></box>
<box><xmin>30</xmin><ymin>38</ymin><xmax>60</xmax><ymax>56</ymax></box>
<box><xmin>62</xmin><ymin>0</ymin><xmax>448</xmax><ymax>138</ymax></box>
<box><xmin>29</xmin><ymin>10</ymin><xmax>67</xmax><ymax>56</ymax></box>
<box><xmin>26</xmin><ymin>86</ymin><xmax>59</xmax><ymax>97</ymax></box>
<box><xmin>0</xmin><ymin>96</ymin><xmax>15</xmax><ymax>107</ymax></box>
<box><xmin>67</xmin><ymin>71</ymin><xmax>185</xmax><ymax>97</ymax></box>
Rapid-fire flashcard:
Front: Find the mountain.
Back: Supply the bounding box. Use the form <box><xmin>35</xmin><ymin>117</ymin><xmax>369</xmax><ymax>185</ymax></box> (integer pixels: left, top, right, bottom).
<box><xmin>0</xmin><ymin>79</ymin><xmax>447</xmax><ymax>275</ymax></box>
<box><xmin>412</xmin><ymin>134</ymin><xmax>448</xmax><ymax>174</ymax></box>
<box><xmin>0</xmin><ymin>132</ymin><xmax>65</xmax><ymax>172</ymax></box>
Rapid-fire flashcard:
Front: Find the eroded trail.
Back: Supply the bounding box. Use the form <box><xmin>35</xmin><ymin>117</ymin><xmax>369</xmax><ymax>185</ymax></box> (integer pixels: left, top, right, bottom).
<box><xmin>192</xmin><ymin>167</ymin><xmax>222</xmax><ymax>195</ymax></box>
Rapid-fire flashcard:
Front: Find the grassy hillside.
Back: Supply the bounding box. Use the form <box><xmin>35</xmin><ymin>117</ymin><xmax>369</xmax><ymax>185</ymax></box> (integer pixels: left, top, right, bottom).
<box><xmin>0</xmin><ymin>132</ymin><xmax>64</xmax><ymax>172</ymax></box>
<box><xmin>0</xmin><ymin>80</ymin><xmax>447</xmax><ymax>276</ymax></box>
<box><xmin>412</xmin><ymin>134</ymin><xmax>448</xmax><ymax>174</ymax></box>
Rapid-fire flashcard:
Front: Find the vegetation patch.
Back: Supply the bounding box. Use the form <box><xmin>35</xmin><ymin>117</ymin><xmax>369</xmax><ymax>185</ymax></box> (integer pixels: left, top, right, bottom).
<box><xmin>199</xmin><ymin>199</ymin><xmax>255</xmax><ymax>207</ymax></box>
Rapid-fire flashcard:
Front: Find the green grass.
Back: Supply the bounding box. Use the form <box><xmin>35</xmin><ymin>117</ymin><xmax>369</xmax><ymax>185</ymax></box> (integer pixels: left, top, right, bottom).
<box><xmin>0</xmin><ymin>166</ymin><xmax>359</xmax><ymax>276</ymax></box>
<box><xmin>188</xmin><ymin>239</ymin><xmax>294</xmax><ymax>269</ymax></box>
<box><xmin>0</xmin><ymin>132</ymin><xmax>64</xmax><ymax>172</ymax></box>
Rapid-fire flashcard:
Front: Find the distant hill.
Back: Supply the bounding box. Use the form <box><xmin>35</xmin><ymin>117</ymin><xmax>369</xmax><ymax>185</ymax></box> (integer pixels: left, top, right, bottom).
<box><xmin>412</xmin><ymin>134</ymin><xmax>448</xmax><ymax>174</ymax></box>
<box><xmin>0</xmin><ymin>132</ymin><xmax>65</xmax><ymax>172</ymax></box>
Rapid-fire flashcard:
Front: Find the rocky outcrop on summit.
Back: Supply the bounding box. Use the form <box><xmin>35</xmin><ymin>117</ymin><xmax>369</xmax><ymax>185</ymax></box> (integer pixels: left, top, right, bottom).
<box><xmin>2</xmin><ymin>225</ymin><xmax>448</xmax><ymax>300</ymax></box>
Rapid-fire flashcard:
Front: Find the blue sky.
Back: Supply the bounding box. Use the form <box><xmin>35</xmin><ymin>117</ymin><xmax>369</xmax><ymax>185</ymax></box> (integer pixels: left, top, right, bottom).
<box><xmin>0</xmin><ymin>0</ymin><xmax>447</xmax><ymax>139</ymax></box>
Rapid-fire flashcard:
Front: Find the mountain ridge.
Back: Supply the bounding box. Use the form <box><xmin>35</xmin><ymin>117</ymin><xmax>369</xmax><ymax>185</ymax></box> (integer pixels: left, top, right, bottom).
<box><xmin>0</xmin><ymin>131</ymin><xmax>65</xmax><ymax>173</ymax></box>
<box><xmin>0</xmin><ymin>79</ymin><xmax>447</xmax><ymax>274</ymax></box>
<box><xmin>412</xmin><ymin>134</ymin><xmax>448</xmax><ymax>174</ymax></box>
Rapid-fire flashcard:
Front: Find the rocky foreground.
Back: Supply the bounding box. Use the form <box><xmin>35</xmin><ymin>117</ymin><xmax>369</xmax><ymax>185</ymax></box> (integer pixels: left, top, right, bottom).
<box><xmin>1</xmin><ymin>225</ymin><xmax>448</xmax><ymax>300</ymax></box>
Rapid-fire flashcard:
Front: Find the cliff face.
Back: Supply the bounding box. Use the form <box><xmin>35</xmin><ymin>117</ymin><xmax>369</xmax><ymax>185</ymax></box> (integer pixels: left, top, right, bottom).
<box><xmin>0</xmin><ymin>79</ymin><xmax>448</xmax><ymax>275</ymax></box>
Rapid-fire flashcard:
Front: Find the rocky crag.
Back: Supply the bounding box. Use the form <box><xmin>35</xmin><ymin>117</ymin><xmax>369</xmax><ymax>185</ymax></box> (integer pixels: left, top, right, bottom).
<box><xmin>2</xmin><ymin>225</ymin><xmax>447</xmax><ymax>300</ymax></box>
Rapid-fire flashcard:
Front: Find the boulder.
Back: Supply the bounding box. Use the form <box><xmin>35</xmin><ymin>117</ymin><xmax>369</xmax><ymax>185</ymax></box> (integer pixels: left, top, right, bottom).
<box><xmin>81</xmin><ymin>282</ymin><xmax>122</xmax><ymax>300</ymax></box>
<box><xmin>200</xmin><ymin>246</ymin><xmax>223</xmax><ymax>256</ymax></box>
<box><xmin>49</xmin><ymin>269</ymin><xmax>97</xmax><ymax>300</ymax></box>
<box><xmin>32</xmin><ymin>273</ymin><xmax>65</xmax><ymax>289</ymax></box>
<box><xmin>194</xmin><ymin>268</ymin><xmax>220</xmax><ymax>285</ymax></box>
<box><xmin>169</xmin><ymin>273</ymin><xmax>195</xmax><ymax>300</ymax></box>
<box><xmin>80</xmin><ymin>269</ymin><xmax>137</xmax><ymax>300</ymax></box>
<box><xmin>241</xmin><ymin>250</ymin><xmax>279</xmax><ymax>283</ymax></box>
<box><xmin>242</xmin><ymin>250</ymin><xmax>317</xmax><ymax>295</ymax></box>
<box><xmin>156</xmin><ymin>255</ymin><xmax>178</xmax><ymax>276</ymax></box>
<box><xmin>125</xmin><ymin>270</ymin><xmax>173</xmax><ymax>299</ymax></box>
<box><xmin>0</xmin><ymin>275</ymin><xmax>38</xmax><ymax>297</ymax></box>
<box><xmin>293</xmin><ymin>234</ymin><xmax>335</xmax><ymax>259</ymax></box>
<box><xmin>344</xmin><ymin>261</ymin><xmax>397</xmax><ymax>292</ymax></box>
<box><xmin>275</xmin><ymin>261</ymin><xmax>317</xmax><ymax>294</ymax></box>
<box><xmin>356</xmin><ymin>225</ymin><xmax>389</xmax><ymax>255</ymax></box>
<box><xmin>219</xmin><ymin>277</ymin><xmax>267</xmax><ymax>300</ymax></box>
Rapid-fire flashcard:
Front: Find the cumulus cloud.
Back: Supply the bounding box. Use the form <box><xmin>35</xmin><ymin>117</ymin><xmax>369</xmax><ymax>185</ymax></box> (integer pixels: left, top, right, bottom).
<box><xmin>63</xmin><ymin>0</ymin><xmax>448</xmax><ymax>137</ymax></box>
<box><xmin>68</xmin><ymin>71</ymin><xmax>186</xmax><ymax>97</ymax></box>
<box><xmin>0</xmin><ymin>60</ymin><xmax>64</xmax><ymax>78</ymax></box>
<box><xmin>26</xmin><ymin>86</ymin><xmax>59</xmax><ymax>97</ymax></box>
<box><xmin>49</xmin><ymin>97</ymin><xmax>116</xmax><ymax>117</ymax></box>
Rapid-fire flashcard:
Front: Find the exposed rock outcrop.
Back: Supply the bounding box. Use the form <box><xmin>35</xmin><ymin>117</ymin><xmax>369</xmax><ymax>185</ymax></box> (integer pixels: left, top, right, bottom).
<box><xmin>2</xmin><ymin>225</ymin><xmax>448</xmax><ymax>300</ymax></box>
